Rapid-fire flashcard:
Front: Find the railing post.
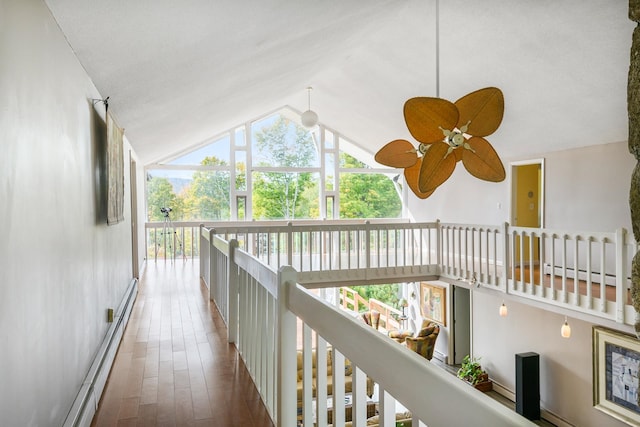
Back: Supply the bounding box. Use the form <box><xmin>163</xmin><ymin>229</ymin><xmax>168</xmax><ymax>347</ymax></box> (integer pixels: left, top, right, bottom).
<box><xmin>208</xmin><ymin>228</ymin><xmax>216</xmax><ymax>301</ymax></box>
<box><xmin>287</xmin><ymin>222</ymin><xmax>293</xmax><ymax>267</ymax></box>
<box><xmin>502</xmin><ymin>222</ymin><xmax>509</xmax><ymax>293</ymax></box>
<box><xmin>365</xmin><ymin>220</ymin><xmax>371</xmax><ymax>273</ymax></box>
<box><xmin>228</xmin><ymin>239</ymin><xmax>239</xmax><ymax>344</ymax></box>
<box><xmin>436</xmin><ymin>219</ymin><xmax>442</xmax><ymax>274</ymax></box>
<box><xmin>199</xmin><ymin>224</ymin><xmax>205</xmax><ymax>279</ymax></box>
<box><xmin>277</xmin><ymin>266</ymin><xmax>297</xmax><ymax>427</ymax></box>
<box><xmin>616</xmin><ymin>228</ymin><xmax>627</xmax><ymax>323</ymax></box>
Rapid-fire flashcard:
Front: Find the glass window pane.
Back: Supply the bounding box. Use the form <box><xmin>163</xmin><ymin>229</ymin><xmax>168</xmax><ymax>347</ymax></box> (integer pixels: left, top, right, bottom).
<box><xmin>326</xmin><ymin>196</ymin><xmax>334</xmax><ymax>219</ymax></box>
<box><xmin>252</xmin><ymin>171</ymin><xmax>319</xmax><ymax>220</ymax></box>
<box><xmin>339</xmin><ymin>151</ymin><xmax>370</xmax><ymax>169</ymax></box>
<box><xmin>146</xmin><ymin>169</ymin><xmax>230</xmax><ymax>221</ymax></box>
<box><xmin>252</xmin><ymin>113</ymin><xmax>319</xmax><ymax>167</ymax></box>
<box><xmin>339</xmin><ymin>172</ymin><xmax>401</xmax><ymax>219</ymax></box>
<box><xmin>235</xmin><ymin>127</ymin><xmax>246</xmax><ymax>146</ymax></box>
<box><xmin>325</xmin><ymin>153</ymin><xmax>335</xmax><ymax>191</ymax></box>
<box><xmin>168</xmin><ymin>134</ymin><xmax>231</xmax><ymax>165</ymax></box>
<box><xmin>236</xmin><ymin>150</ymin><xmax>247</xmax><ymax>191</ymax></box>
<box><xmin>237</xmin><ymin>196</ymin><xmax>246</xmax><ymax>220</ymax></box>
<box><xmin>325</xmin><ymin>130</ymin><xmax>335</xmax><ymax>149</ymax></box>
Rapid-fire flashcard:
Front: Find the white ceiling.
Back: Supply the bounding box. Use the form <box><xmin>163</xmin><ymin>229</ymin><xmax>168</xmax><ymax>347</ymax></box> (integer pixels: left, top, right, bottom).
<box><xmin>45</xmin><ymin>0</ymin><xmax>634</xmax><ymax>165</ymax></box>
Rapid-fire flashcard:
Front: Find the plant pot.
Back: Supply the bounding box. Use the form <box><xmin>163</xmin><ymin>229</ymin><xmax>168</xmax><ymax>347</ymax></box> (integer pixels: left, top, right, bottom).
<box><xmin>470</xmin><ymin>373</ymin><xmax>493</xmax><ymax>392</ymax></box>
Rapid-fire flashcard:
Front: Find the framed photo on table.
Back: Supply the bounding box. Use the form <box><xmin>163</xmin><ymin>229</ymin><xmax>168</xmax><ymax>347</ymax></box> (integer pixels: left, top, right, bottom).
<box><xmin>593</xmin><ymin>326</ymin><xmax>640</xmax><ymax>426</ymax></box>
<box><xmin>419</xmin><ymin>282</ymin><xmax>446</xmax><ymax>326</ymax></box>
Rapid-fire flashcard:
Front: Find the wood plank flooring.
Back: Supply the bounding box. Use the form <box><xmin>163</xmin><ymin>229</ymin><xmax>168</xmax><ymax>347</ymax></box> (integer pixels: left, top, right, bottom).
<box><xmin>91</xmin><ymin>262</ymin><xmax>274</xmax><ymax>427</ymax></box>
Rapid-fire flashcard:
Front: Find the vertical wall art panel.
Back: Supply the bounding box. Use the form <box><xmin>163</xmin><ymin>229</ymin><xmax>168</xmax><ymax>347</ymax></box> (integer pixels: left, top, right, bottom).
<box><xmin>107</xmin><ymin>112</ymin><xmax>124</xmax><ymax>225</ymax></box>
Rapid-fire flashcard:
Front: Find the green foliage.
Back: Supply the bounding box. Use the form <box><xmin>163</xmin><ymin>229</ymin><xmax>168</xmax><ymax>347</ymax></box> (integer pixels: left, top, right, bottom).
<box><xmin>182</xmin><ymin>156</ymin><xmax>231</xmax><ymax>220</ymax></box>
<box><xmin>350</xmin><ymin>284</ymin><xmax>400</xmax><ymax>309</ymax></box>
<box><xmin>339</xmin><ymin>153</ymin><xmax>401</xmax><ymax>219</ymax></box>
<box><xmin>252</xmin><ymin>117</ymin><xmax>318</xmax><ymax>219</ymax></box>
<box><xmin>457</xmin><ymin>355</ymin><xmax>486</xmax><ymax>385</ymax></box>
<box><xmin>146</xmin><ymin>176</ymin><xmax>181</xmax><ymax>220</ymax></box>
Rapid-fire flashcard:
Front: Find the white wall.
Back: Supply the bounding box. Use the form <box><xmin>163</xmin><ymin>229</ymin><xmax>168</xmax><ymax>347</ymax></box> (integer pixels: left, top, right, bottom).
<box><xmin>406</xmin><ymin>142</ymin><xmax>634</xmax><ymax>426</ymax></box>
<box><xmin>473</xmin><ymin>292</ymin><xmax>626</xmax><ymax>427</ymax></box>
<box><xmin>408</xmin><ymin>140</ymin><xmax>634</xmax><ymax>234</ymax></box>
<box><xmin>0</xmin><ymin>1</ymin><xmax>138</xmax><ymax>425</ymax></box>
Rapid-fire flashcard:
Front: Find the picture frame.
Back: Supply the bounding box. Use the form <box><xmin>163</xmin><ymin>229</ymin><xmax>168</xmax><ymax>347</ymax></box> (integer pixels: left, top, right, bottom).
<box><xmin>593</xmin><ymin>326</ymin><xmax>640</xmax><ymax>426</ymax></box>
<box><xmin>419</xmin><ymin>282</ymin><xmax>446</xmax><ymax>326</ymax></box>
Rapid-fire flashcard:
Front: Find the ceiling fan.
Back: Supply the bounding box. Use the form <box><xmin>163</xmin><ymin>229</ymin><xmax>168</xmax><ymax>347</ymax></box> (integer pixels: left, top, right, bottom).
<box><xmin>375</xmin><ymin>87</ymin><xmax>506</xmax><ymax>199</ymax></box>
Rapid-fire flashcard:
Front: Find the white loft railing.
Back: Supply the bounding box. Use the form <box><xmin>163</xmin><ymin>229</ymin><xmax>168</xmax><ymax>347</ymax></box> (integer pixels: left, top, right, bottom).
<box><xmin>195</xmin><ymin>219</ymin><xmax>636</xmax><ymax>327</ymax></box>
<box><xmin>208</xmin><ymin>234</ymin><xmax>535</xmax><ymax>427</ymax></box>
<box><xmin>195</xmin><ymin>220</ymin><xmax>636</xmax><ymax>427</ymax></box>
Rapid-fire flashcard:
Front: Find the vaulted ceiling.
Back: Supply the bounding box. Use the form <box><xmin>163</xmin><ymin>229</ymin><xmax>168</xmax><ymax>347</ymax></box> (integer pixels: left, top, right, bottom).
<box><xmin>45</xmin><ymin>0</ymin><xmax>634</xmax><ymax>166</ymax></box>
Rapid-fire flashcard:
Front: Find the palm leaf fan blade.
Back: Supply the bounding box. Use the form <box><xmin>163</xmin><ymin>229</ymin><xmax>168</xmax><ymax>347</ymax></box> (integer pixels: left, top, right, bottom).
<box><xmin>418</xmin><ymin>142</ymin><xmax>456</xmax><ymax>193</ymax></box>
<box><xmin>404</xmin><ymin>158</ymin><xmax>435</xmax><ymax>199</ymax></box>
<box><xmin>375</xmin><ymin>140</ymin><xmax>417</xmax><ymax>168</ymax></box>
<box><xmin>404</xmin><ymin>97</ymin><xmax>459</xmax><ymax>144</ymax></box>
<box><xmin>462</xmin><ymin>137</ymin><xmax>506</xmax><ymax>182</ymax></box>
<box><xmin>455</xmin><ymin>87</ymin><xmax>504</xmax><ymax>137</ymax></box>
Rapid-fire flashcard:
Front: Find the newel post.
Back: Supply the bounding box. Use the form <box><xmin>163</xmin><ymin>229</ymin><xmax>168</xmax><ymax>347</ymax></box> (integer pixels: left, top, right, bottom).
<box><xmin>277</xmin><ymin>266</ymin><xmax>297</xmax><ymax>427</ymax></box>
<box><xmin>228</xmin><ymin>239</ymin><xmax>239</xmax><ymax>344</ymax></box>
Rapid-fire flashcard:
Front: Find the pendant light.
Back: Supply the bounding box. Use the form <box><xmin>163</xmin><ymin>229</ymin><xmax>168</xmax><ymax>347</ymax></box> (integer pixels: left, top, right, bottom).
<box><xmin>301</xmin><ymin>86</ymin><xmax>319</xmax><ymax>128</ymax></box>
<box><xmin>499</xmin><ymin>302</ymin><xmax>508</xmax><ymax>317</ymax></box>
<box><xmin>561</xmin><ymin>316</ymin><xmax>571</xmax><ymax>338</ymax></box>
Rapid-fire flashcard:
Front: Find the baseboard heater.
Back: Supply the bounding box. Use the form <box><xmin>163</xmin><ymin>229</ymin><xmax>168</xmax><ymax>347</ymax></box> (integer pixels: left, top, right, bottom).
<box><xmin>543</xmin><ymin>263</ymin><xmax>628</xmax><ymax>287</ymax></box>
<box><xmin>62</xmin><ymin>278</ymin><xmax>138</xmax><ymax>427</ymax></box>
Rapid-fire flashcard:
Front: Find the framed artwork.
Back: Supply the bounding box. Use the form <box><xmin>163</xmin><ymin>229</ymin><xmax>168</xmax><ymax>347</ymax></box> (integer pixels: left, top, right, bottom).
<box><xmin>593</xmin><ymin>326</ymin><xmax>640</xmax><ymax>426</ymax></box>
<box><xmin>420</xmin><ymin>282</ymin><xmax>446</xmax><ymax>326</ymax></box>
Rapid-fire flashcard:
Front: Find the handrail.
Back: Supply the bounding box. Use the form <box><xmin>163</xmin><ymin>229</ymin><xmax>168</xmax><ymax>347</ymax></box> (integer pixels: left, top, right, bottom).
<box><xmin>194</xmin><ymin>219</ymin><xmax>635</xmax><ymax>326</ymax></box>
<box><xmin>214</xmin><ymin>231</ymin><xmax>535</xmax><ymax>426</ymax></box>
<box><xmin>194</xmin><ymin>219</ymin><xmax>636</xmax><ymax>426</ymax></box>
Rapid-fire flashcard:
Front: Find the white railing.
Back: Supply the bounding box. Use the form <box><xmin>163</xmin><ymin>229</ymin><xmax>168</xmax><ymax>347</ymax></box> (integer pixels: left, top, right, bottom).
<box><xmin>146</xmin><ymin>221</ymin><xmax>201</xmax><ymax>261</ymax></box>
<box><xmin>195</xmin><ymin>220</ymin><xmax>637</xmax><ymax>426</ymax></box>
<box><xmin>214</xmin><ymin>237</ymin><xmax>535</xmax><ymax>427</ymax></box>
<box><xmin>195</xmin><ymin>219</ymin><xmax>636</xmax><ymax>326</ymax></box>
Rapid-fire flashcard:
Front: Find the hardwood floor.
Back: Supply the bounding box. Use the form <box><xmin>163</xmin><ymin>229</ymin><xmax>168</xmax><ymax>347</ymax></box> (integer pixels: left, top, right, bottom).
<box><xmin>91</xmin><ymin>262</ymin><xmax>274</xmax><ymax>427</ymax></box>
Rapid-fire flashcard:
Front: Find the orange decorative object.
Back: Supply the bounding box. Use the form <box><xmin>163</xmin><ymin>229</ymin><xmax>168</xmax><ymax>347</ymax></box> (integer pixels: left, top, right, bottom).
<box><xmin>374</xmin><ymin>87</ymin><xmax>505</xmax><ymax>198</ymax></box>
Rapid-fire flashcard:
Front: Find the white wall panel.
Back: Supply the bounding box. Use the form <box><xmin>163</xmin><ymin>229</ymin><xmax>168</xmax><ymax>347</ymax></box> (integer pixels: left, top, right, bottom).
<box><xmin>0</xmin><ymin>0</ymin><xmax>134</xmax><ymax>425</ymax></box>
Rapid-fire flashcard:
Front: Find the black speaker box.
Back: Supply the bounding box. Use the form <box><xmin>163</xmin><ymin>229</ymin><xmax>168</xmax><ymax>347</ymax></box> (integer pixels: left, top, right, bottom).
<box><xmin>515</xmin><ymin>352</ymin><xmax>540</xmax><ymax>420</ymax></box>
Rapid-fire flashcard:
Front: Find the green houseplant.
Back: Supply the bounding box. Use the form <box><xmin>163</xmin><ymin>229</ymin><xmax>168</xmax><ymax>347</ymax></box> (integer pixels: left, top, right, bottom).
<box><xmin>457</xmin><ymin>355</ymin><xmax>492</xmax><ymax>391</ymax></box>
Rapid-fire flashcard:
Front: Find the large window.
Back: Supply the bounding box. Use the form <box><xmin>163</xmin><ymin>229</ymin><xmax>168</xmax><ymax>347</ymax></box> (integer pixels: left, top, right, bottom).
<box><xmin>145</xmin><ymin>108</ymin><xmax>402</xmax><ymax>221</ymax></box>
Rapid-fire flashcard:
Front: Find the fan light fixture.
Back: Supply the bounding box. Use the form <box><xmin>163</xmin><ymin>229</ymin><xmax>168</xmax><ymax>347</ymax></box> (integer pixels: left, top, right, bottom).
<box><xmin>499</xmin><ymin>302</ymin><xmax>508</xmax><ymax>317</ymax></box>
<box><xmin>561</xmin><ymin>316</ymin><xmax>571</xmax><ymax>338</ymax></box>
<box><xmin>301</xmin><ymin>86</ymin><xmax>318</xmax><ymax>128</ymax></box>
<box><xmin>373</xmin><ymin>0</ymin><xmax>505</xmax><ymax>199</ymax></box>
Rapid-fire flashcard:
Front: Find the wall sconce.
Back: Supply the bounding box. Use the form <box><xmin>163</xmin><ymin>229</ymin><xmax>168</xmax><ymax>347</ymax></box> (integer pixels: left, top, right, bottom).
<box><xmin>499</xmin><ymin>302</ymin><xmax>508</xmax><ymax>317</ymax></box>
<box><xmin>561</xmin><ymin>316</ymin><xmax>571</xmax><ymax>338</ymax></box>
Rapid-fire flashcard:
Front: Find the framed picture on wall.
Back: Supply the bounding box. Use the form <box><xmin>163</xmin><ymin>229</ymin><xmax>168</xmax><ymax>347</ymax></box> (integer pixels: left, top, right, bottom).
<box><xmin>593</xmin><ymin>326</ymin><xmax>640</xmax><ymax>426</ymax></box>
<box><xmin>420</xmin><ymin>282</ymin><xmax>446</xmax><ymax>326</ymax></box>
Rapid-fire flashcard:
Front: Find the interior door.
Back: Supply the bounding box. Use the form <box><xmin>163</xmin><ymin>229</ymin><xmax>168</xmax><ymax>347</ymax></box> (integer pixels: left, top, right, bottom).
<box><xmin>511</xmin><ymin>160</ymin><xmax>544</xmax><ymax>266</ymax></box>
<box><xmin>452</xmin><ymin>286</ymin><xmax>470</xmax><ymax>365</ymax></box>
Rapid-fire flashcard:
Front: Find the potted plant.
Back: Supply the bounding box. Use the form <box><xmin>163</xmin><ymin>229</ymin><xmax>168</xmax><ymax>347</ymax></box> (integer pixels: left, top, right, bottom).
<box><xmin>457</xmin><ymin>355</ymin><xmax>493</xmax><ymax>392</ymax></box>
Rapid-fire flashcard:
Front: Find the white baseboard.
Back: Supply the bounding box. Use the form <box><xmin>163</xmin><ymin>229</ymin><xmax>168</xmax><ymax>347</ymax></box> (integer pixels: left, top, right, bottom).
<box><xmin>543</xmin><ymin>263</ymin><xmax>626</xmax><ymax>287</ymax></box>
<box><xmin>62</xmin><ymin>278</ymin><xmax>138</xmax><ymax>427</ymax></box>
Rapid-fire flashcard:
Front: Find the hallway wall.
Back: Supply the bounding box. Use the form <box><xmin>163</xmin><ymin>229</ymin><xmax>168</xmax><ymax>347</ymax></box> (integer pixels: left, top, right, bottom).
<box><xmin>0</xmin><ymin>0</ymin><xmax>138</xmax><ymax>425</ymax></box>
